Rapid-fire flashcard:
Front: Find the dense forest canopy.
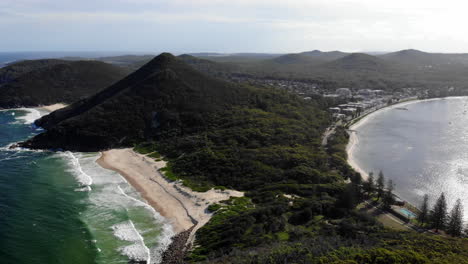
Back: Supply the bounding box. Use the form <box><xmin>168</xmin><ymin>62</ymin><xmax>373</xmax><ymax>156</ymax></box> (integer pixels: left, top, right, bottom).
<box><xmin>0</xmin><ymin>59</ymin><xmax>130</xmax><ymax>108</ymax></box>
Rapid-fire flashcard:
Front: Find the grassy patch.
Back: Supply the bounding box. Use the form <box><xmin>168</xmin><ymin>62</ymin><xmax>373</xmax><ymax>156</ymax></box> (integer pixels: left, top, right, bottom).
<box><xmin>276</xmin><ymin>231</ymin><xmax>290</xmax><ymax>241</ymax></box>
<box><xmin>159</xmin><ymin>163</ymin><xmax>213</xmax><ymax>192</ymax></box>
<box><xmin>189</xmin><ymin>196</ymin><xmax>254</xmax><ymax>260</ymax></box>
<box><xmin>207</xmin><ymin>203</ymin><xmax>222</xmax><ymax>212</ymax></box>
<box><xmin>134</xmin><ymin>142</ymin><xmax>156</xmax><ymax>154</ymax></box>
<box><xmin>147</xmin><ymin>152</ymin><xmax>161</xmax><ymax>159</ymax></box>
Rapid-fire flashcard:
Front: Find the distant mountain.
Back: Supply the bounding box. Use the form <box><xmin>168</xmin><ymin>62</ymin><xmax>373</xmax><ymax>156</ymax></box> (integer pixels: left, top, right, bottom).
<box><xmin>97</xmin><ymin>55</ymin><xmax>156</xmax><ymax>70</ymax></box>
<box><xmin>190</xmin><ymin>52</ymin><xmax>282</xmax><ymax>58</ymax></box>
<box><xmin>193</xmin><ymin>53</ymin><xmax>282</xmax><ymax>63</ymax></box>
<box><xmin>379</xmin><ymin>49</ymin><xmax>468</xmax><ymax>66</ymax></box>
<box><xmin>322</xmin><ymin>53</ymin><xmax>389</xmax><ymax>71</ymax></box>
<box><xmin>271</xmin><ymin>53</ymin><xmax>315</xmax><ymax>64</ymax></box>
<box><xmin>178</xmin><ymin>54</ymin><xmax>238</xmax><ymax>75</ymax></box>
<box><xmin>301</xmin><ymin>50</ymin><xmax>349</xmax><ymax>60</ymax></box>
<box><xmin>0</xmin><ymin>59</ymin><xmax>68</xmax><ymax>85</ymax></box>
<box><xmin>0</xmin><ymin>60</ymin><xmax>130</xmax><ymax>108</ymax></box>
<box><xmin>271</xmin><ymin>50</ymin><xmax>348</xmax><ymax>65</ymax></box>
<box><xmin>379</xmin><ymin>49</ymin><xmax>440</xmax><ymax>65</ymax></box>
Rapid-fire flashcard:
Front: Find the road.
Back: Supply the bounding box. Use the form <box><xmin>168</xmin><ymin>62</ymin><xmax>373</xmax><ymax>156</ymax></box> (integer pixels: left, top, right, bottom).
<box><xmin>321</xmin><ymin>120</ymin><xmax>342</xmax><ymax>146</ymax></box>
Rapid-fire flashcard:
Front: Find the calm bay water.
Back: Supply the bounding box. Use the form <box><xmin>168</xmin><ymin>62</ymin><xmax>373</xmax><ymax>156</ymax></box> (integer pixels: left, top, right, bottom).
<box><xmin>0</xmin><ymin>109</ymin><xmax>173</xmax><ymax>264</ymax></box>
<box><xmin>350</xmin><ymin>97</ymin><xmax>468</xmax><ymax>218</ymax></box>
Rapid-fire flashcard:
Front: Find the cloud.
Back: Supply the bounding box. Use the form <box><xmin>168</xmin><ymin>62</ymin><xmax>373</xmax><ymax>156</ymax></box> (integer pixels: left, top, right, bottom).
<box><xmin>1</xmin><ymin>0</ymin><xmax>468</xmax><ymax>52</ymax></box>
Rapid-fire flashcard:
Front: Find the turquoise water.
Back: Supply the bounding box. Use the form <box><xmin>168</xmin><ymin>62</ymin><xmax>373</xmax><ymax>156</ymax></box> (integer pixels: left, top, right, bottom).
<box><xmin>399</xmin><ymin>208</ymin><xmax>416</xmax><ymax>218</ymax></box>
<box><xmin>0</xmin><ymin>109</ymin><xmax>173</xmax><ymax>264</ymax></box>
<box><xmin>351</xmin><ymin>97</ymin><xmax>468</xmax><ymax>220</ymax></box>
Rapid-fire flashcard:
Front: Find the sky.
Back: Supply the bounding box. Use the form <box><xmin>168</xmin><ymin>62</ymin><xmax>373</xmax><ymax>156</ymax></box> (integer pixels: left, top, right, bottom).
<box><xmin>1</xmin><ymin>0</ymin><xmax>468</xmax><ymax>53</ymax></box>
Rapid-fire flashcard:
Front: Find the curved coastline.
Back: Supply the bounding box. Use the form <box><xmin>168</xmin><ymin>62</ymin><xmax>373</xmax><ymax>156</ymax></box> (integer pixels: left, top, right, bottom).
<box><xmin>96</xmin><ymin>148</ymin><xmax>244</xmax><ymax>262</ymax></box>
<box><xmin>346</xmin><ymin>96</ymin><xmax>467</xmax><ymax>180</ymax></box>
<box><xmin>10</xmin><ymin>105</ymin><xmax>242</xmax><ymax>263</ymax></box>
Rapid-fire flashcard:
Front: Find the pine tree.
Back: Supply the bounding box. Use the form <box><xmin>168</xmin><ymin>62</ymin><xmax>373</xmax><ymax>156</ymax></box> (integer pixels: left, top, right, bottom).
<box><xmin>447</xmin><ymin>199</ymin><xmax>464</xmax><ymax>237</ymax></box>
<box><xmin>376</xmin><ymin>170</ymin><xmax>385</xmax><ymax>200</ymax></box>
<box><xmin>430</xmin><ymin>192</ymin><xmax>447</xmax><ymax>233</ymax></box>
<box><xmin>362</xmin><ymin>172</ymin><xmax>375</xmax><ymax>197</ymax></box>
<box><xmin>417</xmin><ymin>194</ymin><xmax>429</xmax><ymax>227</ymax></box>
<box><xmin>382</xmin><ymin>179</ymin><xmax>395</xmax><ymax>210</ymax></box>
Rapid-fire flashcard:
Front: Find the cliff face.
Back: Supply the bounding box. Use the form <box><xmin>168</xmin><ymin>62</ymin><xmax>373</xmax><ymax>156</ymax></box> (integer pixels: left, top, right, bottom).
<box><xmin>0</xmin><ymin>60</ymin><xmax>130</xmax><ymax>108</ymax></box>
<box><xmin>20</xmin><ymin>53</ymin><xmax>254</xmax><ymax>151</ymax></box>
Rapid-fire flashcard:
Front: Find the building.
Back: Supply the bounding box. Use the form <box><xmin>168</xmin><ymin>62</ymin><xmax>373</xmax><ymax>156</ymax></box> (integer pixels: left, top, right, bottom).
<box><xmin>342</xmin><ymin>107</ymin><xmax>357</xmax><ymax>116</ymax></box>
<box><xmin>332</xmin><ymin>113</ymin><xmax>346</xmax><ymax>120</ymax></box>
<box><xmin>329</xmin><ymin>107</ymin><xmax>341</xmax><ymax>113</ymax></box>
<box><xmin>336</xmin><ymin>88</ymin><xmax>352</xmax><ymax>98</ymax></box>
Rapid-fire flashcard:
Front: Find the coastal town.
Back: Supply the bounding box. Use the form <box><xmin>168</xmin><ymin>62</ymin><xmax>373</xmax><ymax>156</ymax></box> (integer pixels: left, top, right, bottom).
<box><xmin>227</xmin><ymin>74</ymin><xmax>430</xmax><ymax>121</ymax></box>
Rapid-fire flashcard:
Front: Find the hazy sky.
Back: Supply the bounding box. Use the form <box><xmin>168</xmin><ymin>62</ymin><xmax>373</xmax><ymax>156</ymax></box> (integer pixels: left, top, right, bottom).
<box><xmin>1</xmin><ymin>0</ymin><xmax>468</xmax><ymax>53</ymax></box>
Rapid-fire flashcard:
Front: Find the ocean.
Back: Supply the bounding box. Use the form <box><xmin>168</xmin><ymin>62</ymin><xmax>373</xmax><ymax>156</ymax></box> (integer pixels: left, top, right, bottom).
<box><xmin>0</xmin><ymin>109</ymin><xmax>173</xmax><ymax>264</ymax></box>
<box><xmin>350</xmin><ymin>97</ymin><xmax>468</xmax><ymax>219</ymax></box>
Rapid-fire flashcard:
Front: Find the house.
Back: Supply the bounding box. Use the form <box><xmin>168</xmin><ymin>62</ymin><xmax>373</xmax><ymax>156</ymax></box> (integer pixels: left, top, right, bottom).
<box><xmin>336</xmin><ymin>88</ymin><xmax>352</xmax><ymax>98</ymax></box>
<box><xmin>329</xmin><ymin>107</ymin><xmax>341</xmax><ymax>113</ymax></box>
<box><xmin>342</xmin><ymin>107</ymin><xmax>357</xmax><ymax>116</ymax></box>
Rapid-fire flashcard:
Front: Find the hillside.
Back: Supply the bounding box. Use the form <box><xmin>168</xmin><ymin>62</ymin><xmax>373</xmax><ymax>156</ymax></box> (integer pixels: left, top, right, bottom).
<box><xmin>0</xmin><ymin>59</ymin><xmax>68</xmax><ymax>85</ymax></box>
<box><xmin>269</xmin><ymin>50</ymin><xmax>348</xmax><ymax>65</ymax></box>
<box><xmin>324</xmin><ymin>53</ymin><xmax>389</xmax><ymax>71</ymax></box>
<box><xmin>20</xmin><ymin>53</ymin><xmax>467</xmax><ymax>263</ymax></box>
<box><xmin>301</xmin><ymin>50</ymin><xmax>348</xmax><ymax>59</ymax></box>
<box><xmin>193</xmin><ymin>49</ymin><xmax>468</xmax><ymax>91</ymax></box>
<box><xmin>23</xmin><ymin>53</ymin><xmax>330</xmax><ymax>161</ymax></box>
<box><xmin>271</xmin><ymin>53</ymin><xmax>314</xmax><ymax>64</ymax></box>
<box><xmin>0</xmin><ymin>60</ymin><xmax>130</xmax><ymax>108</ymax></box>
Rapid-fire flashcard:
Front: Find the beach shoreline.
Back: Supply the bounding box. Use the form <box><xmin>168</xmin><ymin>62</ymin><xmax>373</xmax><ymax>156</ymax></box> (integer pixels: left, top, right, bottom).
<box><xmin>39</xmin><ymin>103</ymin><xmax>67</xmax><ymax>112</ymax></box>
<box><xmin>96</xmin><ymin>148</ymin><xmax>243</xmax><ymax>252</ymax></box>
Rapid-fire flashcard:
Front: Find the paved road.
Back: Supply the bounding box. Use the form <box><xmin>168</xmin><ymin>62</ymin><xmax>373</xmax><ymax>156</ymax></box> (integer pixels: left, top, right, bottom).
<box><xmin>321</xmin><ymin>120</ymin><xmax>342</xmax><ymax>146</ymax></box>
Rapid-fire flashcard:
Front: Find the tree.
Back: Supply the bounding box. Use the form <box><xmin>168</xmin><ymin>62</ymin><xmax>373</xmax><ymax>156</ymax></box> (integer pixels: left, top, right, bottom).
<box><xmin>447</xmin><ymin>199</ymin><xmax>464</xmax><ymax>237</ymax></box>
<box><xmin>337</xmin><ymin>183</ymin><xmax>359</xmax><ymax>210</ymax></box>
<box><xmin>376</xmin><ymin>170</ymin><xmax>385</xmax><ymax>200</ymax></box>
<box><xmin>430</xmin><ymin>193</ymin><xmax>447</xmax><ymax>233</ymax></box>
<box><xmin>382</xmin><ymin>179</ymin><xmax>395</xmax><ymax>210</ymax></box>
<box><xmin>417</xmin><ymin>194</ymin><xmax>429</xmax><ymax>227</ymax></box>
<box><xmin>362</xmin><ymin>172</ymin><xmax>375</xmax><ymax>197</ymax></box>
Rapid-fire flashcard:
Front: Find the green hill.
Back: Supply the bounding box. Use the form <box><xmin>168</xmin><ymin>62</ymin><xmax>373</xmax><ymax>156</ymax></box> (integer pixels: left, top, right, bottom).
<box><xmin>0</xmin><ymin>60</ymin><xmax>130</xmax><ymax>108</ymax></box>
<box><xmin>20</xmin><ymin>53</ymin><xmax>467</xmax><ymax>263</ymax></box>
<box><xmin>324</xmin><ymin>53</ymin><xmax>390</xmax><ymax>71</ymax></box>
<box><xmin>0</xmin><ymin>59</ymin><xmax>67</xmax><ymax>85</ymax></box>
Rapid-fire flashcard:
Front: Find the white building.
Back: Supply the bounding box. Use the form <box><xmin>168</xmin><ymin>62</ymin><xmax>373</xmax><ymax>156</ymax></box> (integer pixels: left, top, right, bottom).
<box><xmin>336</xmin><ymin>88</ymin><xmax>352</xmax><ymax>98</ymax></box>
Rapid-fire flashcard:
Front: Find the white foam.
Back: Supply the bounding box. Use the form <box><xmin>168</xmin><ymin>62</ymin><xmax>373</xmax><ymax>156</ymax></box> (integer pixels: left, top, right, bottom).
<box><xmin>112</xmin><ymin>221</ymin><xmax>146</xmax><ymax>242</ymax></box>
<box><xmin>14</xmin><ymin>108</ymin><xmax>42</xmax><ymax>124</ymax></box>
<box><xmin>0</xmin><ymin>143</ymin><xmax>46</xmax><ymax>153</ymax></box>
<box><xmin>57</xmin><ymin>151</ymin><xmax>175</xmax><ymax>264</ymax></box>
<box><xmin>116</xmin><ymin>185</ymin><xmax>174</xmax><ymax>264</ymax></box>
<box><xmin>60</xmin><ymin>152</ymin><xmax>93</xmax><ymax>189</ymax></box>
<box><xmin>120</xmin><ymin>243</ymin><xmax>150</xmax><ymax>262</ymax></box>
<box><xmin>112</xmin><ymin>220</ymin><xmax>151</xmax><ymax>263</ymax></box>
<box><xmin>74</xmin><ymin>186</ymin><xmax>92</xmax><ymax>192</ymax></box>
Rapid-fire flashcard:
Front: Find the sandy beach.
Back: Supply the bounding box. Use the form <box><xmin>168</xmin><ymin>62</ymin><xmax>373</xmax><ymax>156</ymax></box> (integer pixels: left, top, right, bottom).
<box><xmin>40</xmin><ymin>103</ymin><xmax>67</xmax><ymax>112</ymax></box>
<box><xmin>96</xmin><ymin>148</ymin><xmax>243</xmax><ymax>241</ymax></box>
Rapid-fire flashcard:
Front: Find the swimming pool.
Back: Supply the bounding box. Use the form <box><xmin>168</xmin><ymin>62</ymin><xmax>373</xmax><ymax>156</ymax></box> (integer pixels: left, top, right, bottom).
<box><xmin>399</xmin><ymin>208</ymin><xmax>416</xmax><ymax>218</ymax></box>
